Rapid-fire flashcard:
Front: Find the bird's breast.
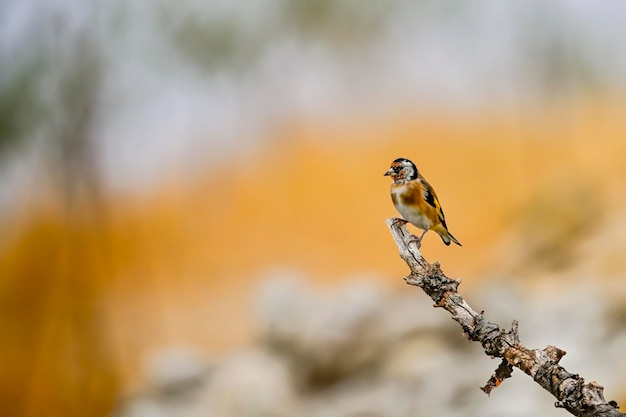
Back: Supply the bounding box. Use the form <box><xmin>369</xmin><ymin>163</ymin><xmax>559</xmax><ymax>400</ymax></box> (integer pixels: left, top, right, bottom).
<box><xmin>390</xmin><ymin>183</ymin><xmax>432</xmax><ymax>230</ymax></box>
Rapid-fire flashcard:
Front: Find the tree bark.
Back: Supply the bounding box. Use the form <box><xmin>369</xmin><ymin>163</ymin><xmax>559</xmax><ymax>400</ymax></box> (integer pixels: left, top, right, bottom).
<box><xmin>386</xmin><ymin>218</ymin><xmax>624</xmax><ymax>417</ymax></box>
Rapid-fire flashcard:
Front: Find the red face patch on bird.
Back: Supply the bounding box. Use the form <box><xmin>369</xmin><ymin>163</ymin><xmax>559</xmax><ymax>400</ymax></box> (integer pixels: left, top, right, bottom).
<box><xmin>384</xmin><ymin>158</ymin><xmax>417</xmax><ymax>183</ymax></box>
<box><xmin>384</xmin><ymin>161</ymin><xmax>404</xmax><ymax>179</ymax></box>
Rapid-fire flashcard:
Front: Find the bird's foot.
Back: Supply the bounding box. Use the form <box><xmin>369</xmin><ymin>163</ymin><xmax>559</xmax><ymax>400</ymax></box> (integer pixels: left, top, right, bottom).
<box><xmin>391</xmin><ymin>217</ymin><xmax>409</xmax><ymax>227</ymax></box>
<box><xmin>407</xmin><ymin>234</ymin><xmax>422</xmax><ymax>249</ymax></box>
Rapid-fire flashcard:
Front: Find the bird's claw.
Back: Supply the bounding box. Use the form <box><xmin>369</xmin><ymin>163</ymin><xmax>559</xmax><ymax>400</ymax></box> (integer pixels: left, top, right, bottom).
<box><xmin>391</xmin><ymin>217</ymin><xmax>408</xmax><ymax>226</ymax></box>
<box><xmin>407</xmin><ymin>234</ymin><xmax>422</xmax><ymax>249</ymax></box>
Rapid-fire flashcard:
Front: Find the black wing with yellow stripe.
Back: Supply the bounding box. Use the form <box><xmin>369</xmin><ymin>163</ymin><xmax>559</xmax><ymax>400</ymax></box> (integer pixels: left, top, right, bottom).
<box><xmin>419</xmin><ymin>175</ymin><xmax>448</xmax><ymax>226</ymax></box>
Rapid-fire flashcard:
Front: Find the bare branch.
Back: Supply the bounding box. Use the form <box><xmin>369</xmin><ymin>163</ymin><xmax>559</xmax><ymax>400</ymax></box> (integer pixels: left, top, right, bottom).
<box><xmin>386</xmin><ymin>218</ymin><xmax>624</xmax><ymax>417</ymax></box>
<box><xmin>481</xmin><ymin>358</ymin><xmax>514</xmax><ymax>395</ymax></box>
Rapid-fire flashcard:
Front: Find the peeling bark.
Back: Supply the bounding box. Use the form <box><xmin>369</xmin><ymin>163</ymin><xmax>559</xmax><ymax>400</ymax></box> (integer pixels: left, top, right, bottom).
<box><xmin>386</xmin><ymin>218</ymin><xmax>624</xmax><ymax>417</ymax></box>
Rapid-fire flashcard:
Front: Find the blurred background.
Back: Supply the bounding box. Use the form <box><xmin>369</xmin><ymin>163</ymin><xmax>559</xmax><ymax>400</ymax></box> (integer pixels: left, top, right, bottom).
<box><xmin>2</xmin><ymin>1</ymin><xmax>626</xmax><ymax>416</ymax></box>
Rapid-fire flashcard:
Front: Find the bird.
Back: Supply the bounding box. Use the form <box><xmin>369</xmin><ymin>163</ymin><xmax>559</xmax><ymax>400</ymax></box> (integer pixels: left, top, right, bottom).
<box><xmin>384</xmin><ymin>157</ymin><xmax>461</xmax><ymax>247</ymax></box>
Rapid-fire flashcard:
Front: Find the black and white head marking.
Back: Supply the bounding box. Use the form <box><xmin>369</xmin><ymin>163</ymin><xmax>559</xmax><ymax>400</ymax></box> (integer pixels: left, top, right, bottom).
<box><xmin>390</xmin><ymin>158</ymin><xmax>418</xmax><ymax>183</ymax></box>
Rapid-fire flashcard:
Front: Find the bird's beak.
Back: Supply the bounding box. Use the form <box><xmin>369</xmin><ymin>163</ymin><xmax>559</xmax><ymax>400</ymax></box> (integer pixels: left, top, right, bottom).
<box><xmin>383</xmin><ymin>168</ymin><xmax>393</xmax><ymax>176</ymax></box>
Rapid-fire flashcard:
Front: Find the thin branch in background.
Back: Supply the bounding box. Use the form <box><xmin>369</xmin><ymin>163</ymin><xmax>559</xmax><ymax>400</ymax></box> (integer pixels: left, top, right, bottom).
<box><xmin>386</xmin><ymin>217</ymin><xmax>624</xmax><ymax>417</ymax></box>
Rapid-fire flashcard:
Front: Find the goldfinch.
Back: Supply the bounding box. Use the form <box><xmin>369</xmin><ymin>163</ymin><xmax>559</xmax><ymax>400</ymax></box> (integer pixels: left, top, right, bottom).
<box><xmin>384</xmin><ymin>158</ymin><xmax>461</xmax><ymax>247</ymax></box>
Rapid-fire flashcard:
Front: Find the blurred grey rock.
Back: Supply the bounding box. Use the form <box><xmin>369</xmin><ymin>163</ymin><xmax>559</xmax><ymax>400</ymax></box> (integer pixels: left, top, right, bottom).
<box><xmin>200</xmin><ymin>348</ymin><xmax>296</xmax><ymax>417</ymax></box>
<box><xmin>118</xmin><ymin>348</ymin><xmax>295</xmax><ymax>417</ymax></box>
<box><xmin>116</xmin><ymin>273</ymin><xmax>626</xmax><ymax>417</ymax></box>
<box><xmin>256</xmin><ymin>275</ymin><xmax>456</xmax><ymax>388</ymax></box>
<box><xmin>143</xmin><ymin>347</ymin><xmax>210</xmax><ymax>399</ymax></box>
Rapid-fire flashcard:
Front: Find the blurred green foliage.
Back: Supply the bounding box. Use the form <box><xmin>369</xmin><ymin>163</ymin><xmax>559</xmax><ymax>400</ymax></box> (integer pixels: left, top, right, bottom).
<box><xmin>161</xmin><ymin>0</ymin><xmax>393</xmax><ymax>75</ymax></box>
<box><xmin>0</xmin><ymin>49</ymin><xmax>47</xmax><ymax>157</ymax></box>
<box><xmin>170</xmin><ymin>15</ymin><xmax>259</xmax><ymax>73</ymax></box>
<box><xmin>280</xmin><ymin>0</ymin><xmax>391</xmax><ymax>42</ymax></box>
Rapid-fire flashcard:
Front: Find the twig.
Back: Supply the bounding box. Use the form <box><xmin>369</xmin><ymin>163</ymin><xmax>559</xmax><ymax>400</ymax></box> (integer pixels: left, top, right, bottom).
<box><xmin>386</xmin><ymin>218</ymin><xmax>624</xmax><ymax>417</ymax></box>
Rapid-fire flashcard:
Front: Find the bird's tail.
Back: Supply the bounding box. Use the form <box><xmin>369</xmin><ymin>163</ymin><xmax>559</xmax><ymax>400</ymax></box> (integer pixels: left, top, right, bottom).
<box><xmin>435</xmin><ymin>225</ymin><xmax>462</xmax><ymax>246</ymax></box>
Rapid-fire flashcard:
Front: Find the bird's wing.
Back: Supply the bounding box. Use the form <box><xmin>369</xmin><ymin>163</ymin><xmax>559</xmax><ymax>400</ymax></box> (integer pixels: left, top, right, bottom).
<box><xmin>419</xmin><ymin>175</ymin><xmax>447</xmax><ymax>225</ymax></box>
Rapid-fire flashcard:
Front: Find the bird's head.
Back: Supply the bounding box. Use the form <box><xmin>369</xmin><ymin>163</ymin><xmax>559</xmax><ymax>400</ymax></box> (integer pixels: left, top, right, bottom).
<box><xmin>384</xmin><ymin>158</ymin><xmax>418</xmax><ymax>183</ymax></box>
